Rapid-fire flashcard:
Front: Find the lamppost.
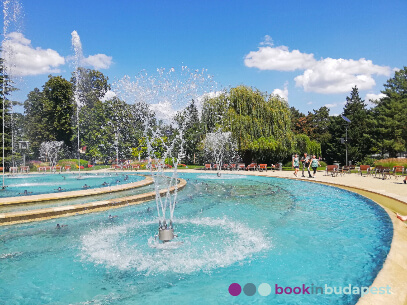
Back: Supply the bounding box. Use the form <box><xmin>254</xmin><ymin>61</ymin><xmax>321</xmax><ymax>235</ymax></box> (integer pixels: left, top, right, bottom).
<box><xmin>341</xmin><ymin>115</ymin><xmax>351</xmax><ymax>166</ymax></box>
<box><xmin>18</xmin><ymin>141</ymin><xmax>29</xmax><ymax>167</ymax></box>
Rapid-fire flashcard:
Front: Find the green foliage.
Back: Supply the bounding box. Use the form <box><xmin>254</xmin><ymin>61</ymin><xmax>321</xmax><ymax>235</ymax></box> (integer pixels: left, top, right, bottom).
<box><xmin>58</xmin><ymin>159</ymin><xmax>88</xmax><ymax>168</ymax></box>
<box><xmin>24</xmin><ymin>75</ymin><xmax>75</xmax><ymax>156</ymax></box>
<box><xmin>374</xmin><ymin>158</ymin><xmax>407</xmax><ymax>168</ymax></box>
<box><xmin>342</xmin><ymin>86</ymin><xmax>375</xmax><ymax>164</ymax></box>
<box><xmin>202</xmin><ymin>86</ymin><xmax>296</xmax><ymax>163</ymax></box>
<box><xmin>0</xmin><ymin>57</ymin><xmax>17</xmax><ymax>165</ymax></box>
<box><xmin>373</xmin><ymin>67</ymin><xmax>407</xmax><ymax>157</ymax></box>
<box><xmin>356</xmin><ymin>157</ymin><xmax>377</xmax><ymax>167</ymax></box>
<box><xmin>294</xmin><ymin>134</ymin><xmax>321</xmax><ymax>157</ymax></box>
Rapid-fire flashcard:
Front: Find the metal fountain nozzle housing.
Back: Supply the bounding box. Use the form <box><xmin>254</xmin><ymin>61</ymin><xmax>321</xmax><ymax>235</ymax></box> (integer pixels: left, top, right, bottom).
<box><xmin>158</xmin><ymin>228</ymin><xmax>175</xmax><ymax>242</ymax></box>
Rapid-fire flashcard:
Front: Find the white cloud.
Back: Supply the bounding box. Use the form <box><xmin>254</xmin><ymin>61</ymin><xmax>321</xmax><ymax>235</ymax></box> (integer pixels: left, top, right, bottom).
<box><xmin>245</xmin><ymin>36</ymin><xmax>392</xmax><ymax>94</ymax></box>
<box><xmin>150</xmin><ymin>100</ymin><xmax>177</xmax><ymax>122</ymax></box>
<box><xmin>307</xmin><ymin>101</ymin><xmax>313</xmax><ymax>105</ymax></box>
<box><xmin>2</xmin><ymin>32</ymin><xmax>65</xmax><ymax>76</ymax></box>
<box><xmin>295</xmin><ymin>58</ymin><xmax>391</xmax><ymax>94</ymax></box>
<box><xmin>245</xmin><ymin>45</ymin><xmax>315</xmax><ymax>71</ymax></box>
<box><xmin>82</xmin><ymin>54</ymin><xmax>112</xmax><ymax>70</ymax></box>
<box><xmin>260</xmin><ymin>35</ymin><xmax>274</xmax><ymax>46</ymax></box>
<box><xmin>272</xmin><ymin>81</ymin><xmax>288</xmax><ymax>101</ymax></box>
<box><xmin>101</xmin><ymin>90</ymin><xmax>117</xmax><ymax>102</ymax></box>
<box><xmin>365</xmin><ymin>93</ymin><xmax>386</xmax><ymax>103</ymax></box>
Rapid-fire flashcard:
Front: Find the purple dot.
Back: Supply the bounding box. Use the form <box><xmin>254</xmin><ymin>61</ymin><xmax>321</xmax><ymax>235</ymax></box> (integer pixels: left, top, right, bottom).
<box><xmin>229</xmin><ymin>283</ymin><xmax>242</xmax><ymax>296</ymax></box>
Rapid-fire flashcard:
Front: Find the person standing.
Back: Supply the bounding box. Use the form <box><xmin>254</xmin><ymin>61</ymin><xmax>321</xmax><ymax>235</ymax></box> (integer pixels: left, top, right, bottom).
<box><xmin>309</xmin><ymin>155</ymin><xmax>321</xmax><ymax>178</ymax></box>
<box><xmin>292</xmin><ymin>154</ymin><xmax>300</xmax><ymax>177</ymax></box>
<box><xmin>301</xmin><ymin>153</ymin><xmax>312</xmax><ymax>178</ymax></box>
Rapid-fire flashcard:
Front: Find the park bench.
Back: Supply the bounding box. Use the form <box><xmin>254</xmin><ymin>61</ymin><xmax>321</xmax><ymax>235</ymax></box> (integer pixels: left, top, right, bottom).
<box><xmin>258</xmin><ymin>164</ymin><xmax>267</xmax><ymax>172</ymax></box>
<box><xmin>229</xmin><ymin>163</ymin><xmax>237</xmax><ymax>171</ymax></box>
<box><xmin>392</xmin><ymin>166</ymin><xmax>404</xmax><ymax>179</ymax></box>
<box><xmin>325</xmin><ymin>165</ymin><xmax>339</xmax><ymax>177</ymax></box>
<box><xmin>20</xmin><ymin>166</ymin><xmax>30</xmax><ymax>173</ymax></box>
<box><xmin>358</xmin><ymin>165</ymin><xmax>371</xmax><ymax>176</ymax></box>
<box><xmin>9</xmin><ymin>167</ymin><xmax>18</xmax><ymax>173</ymax></box>
<box><xmin>246</xmin><ymin>163</ymin><xmax>257</xmax><ymax>171</ymax></box>
<box><xmin>237</xmin><ymin>163</ymin><xmax>246</xmax><ymax>170</ymax></box>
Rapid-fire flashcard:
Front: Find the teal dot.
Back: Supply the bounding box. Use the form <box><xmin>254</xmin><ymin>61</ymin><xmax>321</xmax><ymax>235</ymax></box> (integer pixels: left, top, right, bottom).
<box><xmin>258</xmin><ymin>283</ymin><xmax>271</xmax><ymax>296</ymax></box>
<box><xmin>243</xmin><ymin>283</ymin><xmax>256</xmax><ymax>296</ymax></box>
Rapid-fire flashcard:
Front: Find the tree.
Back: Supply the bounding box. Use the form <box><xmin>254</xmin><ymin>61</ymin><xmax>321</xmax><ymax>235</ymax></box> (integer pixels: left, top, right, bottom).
<box><xmin>342</xmin><ymin>86</ymin><xmax>374</xmax><ymax>163</ymax></box>
<box><xmin>202</xmin><ymin>86</ymin><xmax>297</xmax><ymax>163</ymax></box>
<box><xmin>0</xmin><ymin>57</ymin><xmax>18</xmax><ymax>166</ymax></box>
<box><xmin>374</xmin><ymin>67</ymin><xmax>407</xmax><ymax>157</ymax></box>
<box><xmin>24</xmin><ymin>75</ymin><xmax>75</xmax><ymax>157</ymax></box>
<box><xmin>42</xmin><ymin>76</ymin><xmax>75</xmax><ymax>149</ymax></box>
<box><xmin>176</xmin><ymin>100</ymin><xmax>203</xmax><ymax>164</ymax></box>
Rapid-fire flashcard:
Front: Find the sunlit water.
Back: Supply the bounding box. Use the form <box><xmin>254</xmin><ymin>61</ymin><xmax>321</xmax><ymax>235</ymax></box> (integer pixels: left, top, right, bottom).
<box><xmin>0</xmin><ymin>174</ymin><xmax>392</xmax><ymax>304</ymax></box>
<box><xmin>0</xmin><ymin>173</ymin><xmax>144</xmax><ymax>198</ymax></box>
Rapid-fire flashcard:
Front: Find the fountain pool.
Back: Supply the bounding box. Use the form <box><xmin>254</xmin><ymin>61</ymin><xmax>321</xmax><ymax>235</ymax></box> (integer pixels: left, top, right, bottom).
<box><xmin>0</xmin><ymin>173</ymin><xmax>145</xmax><ymax>198</ymax></box>
<box><xmin>0</xmin><ymin>173</ymin><xmax>392</xmax><ymax>304</ymax></box>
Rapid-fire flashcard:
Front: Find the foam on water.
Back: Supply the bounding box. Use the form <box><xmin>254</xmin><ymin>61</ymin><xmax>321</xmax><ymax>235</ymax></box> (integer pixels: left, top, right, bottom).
<box><xmin>80</xmin><ymin>217</ymin><xmax>271</xmax><ymax>274</ymax></box>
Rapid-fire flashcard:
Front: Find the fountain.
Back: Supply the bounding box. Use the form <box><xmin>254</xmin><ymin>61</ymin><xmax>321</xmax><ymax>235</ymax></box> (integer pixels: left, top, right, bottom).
<box><xmin>115</xmin><ymin>67</ymin><xmax>216</xmax><ymax>242</ymax></box>
<box><xmin>204</xmin><ymin>128</ymin><xmax>238</xmax><ymax>176</ymax></box>
<box><xmin>71</xmin><ymin>30</ymin><xmax>84</xmax><ymax>177</ymax></box>
<box><xmin>1</xmin><ymin>0</ymin><xmax>22</xmax><ymax>188</ymax></box>
<box><xmin>39</xmin><ymin>141</ymin><xmax>64</xmax><ymax>171</ymax></box>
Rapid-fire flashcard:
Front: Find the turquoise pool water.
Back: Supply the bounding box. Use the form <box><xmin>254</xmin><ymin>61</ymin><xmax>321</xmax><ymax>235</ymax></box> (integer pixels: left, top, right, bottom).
<box><xmin>0</xmin><ymin>173</ymin><xmax>392</xmax><ymax>304</ymax></box>
<box><xmin>0</xmin><ymin>173</ymin><xmax>145</xmax><ymax>198</ymax></box>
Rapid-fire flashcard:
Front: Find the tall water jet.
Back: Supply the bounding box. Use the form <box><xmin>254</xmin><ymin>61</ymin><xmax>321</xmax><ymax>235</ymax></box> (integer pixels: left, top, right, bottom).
<box><xmin>71</xmin><ymin>30</ymin><xmax>84</xmax><ymax>177</ymax></box>
<box><xmin>39</xmin><ymin>141</ymin><xmax>64</xmax><ymax>171</ymax></box>
<box><xmin>1</xmin><ymin>0</ymin><xmax>22</xmax><ymax>188</ymax></box>
<box><xmin>204</xmin><ymin>129</ymin><xmax>238</xmax><ymax>176</ymax></box>
<box><xmin>114</xmin><ymin>67</ymin><xmax>217</xmax><ymax>242</ymax></box>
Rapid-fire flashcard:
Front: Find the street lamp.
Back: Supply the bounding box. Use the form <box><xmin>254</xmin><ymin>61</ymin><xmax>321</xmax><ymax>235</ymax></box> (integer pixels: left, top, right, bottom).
<box><xmin>341</xmin><ymin>115</ymin><xmax>351</xmax><ymax>166</ymax></box>
<box><xmin>18</xmin><ymin>141</ymin><xmax>29</xmax><ymax>167</ymax></box>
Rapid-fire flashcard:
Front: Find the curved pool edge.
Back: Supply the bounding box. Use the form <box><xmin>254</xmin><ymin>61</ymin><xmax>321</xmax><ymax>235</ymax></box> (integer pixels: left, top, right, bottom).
<box><xmin>301</xmin><ymin>181</ymin><xmax>407</xmax><ymax>305</ymax></box>
<box><xmin>0</xmin><ymin>178</ymin><xmax>187</xmax><ymax>226</ymax></box>
<box><xmin>187</xmin><ymin>169</ymin><xmax>406</xmax><ymax>305</ymax></box>
<box><xmin>0</xmin><ymin>174</ymin><xmax>154</xmax><ymax>206</ymax></box>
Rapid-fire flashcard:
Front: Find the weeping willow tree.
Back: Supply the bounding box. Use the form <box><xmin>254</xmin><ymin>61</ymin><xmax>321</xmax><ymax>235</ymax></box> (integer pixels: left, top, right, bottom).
<box><xmin>201</xmin><ymin>85</ymin><xmax>320</xmax><ymax>163</ymax></box>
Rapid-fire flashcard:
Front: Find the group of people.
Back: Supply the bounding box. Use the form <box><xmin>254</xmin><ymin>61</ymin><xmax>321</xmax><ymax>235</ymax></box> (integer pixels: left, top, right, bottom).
<box><xmin>292</xmin><ymin>153</ymin><xmax>321</xmax><ymax>178</ymax></box>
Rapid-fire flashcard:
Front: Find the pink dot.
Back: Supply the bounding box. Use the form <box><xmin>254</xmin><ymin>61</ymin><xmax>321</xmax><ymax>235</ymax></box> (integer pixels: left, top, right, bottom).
<box><xmin>229</xmin><ymin>283</ymin><xmax>242</xmax><ymax>296</ymax></box>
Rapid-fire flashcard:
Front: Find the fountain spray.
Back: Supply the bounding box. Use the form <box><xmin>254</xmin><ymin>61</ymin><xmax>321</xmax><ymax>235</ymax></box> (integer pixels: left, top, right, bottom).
<box><xmin>115</xmin><ymin>67</ymin><xmax>216</xmax><ymax>242</ymax></box>
<box><xmin>71</xmin><ymin>31</ymin><xmax>83</xmax><ymax>177</ymax></box>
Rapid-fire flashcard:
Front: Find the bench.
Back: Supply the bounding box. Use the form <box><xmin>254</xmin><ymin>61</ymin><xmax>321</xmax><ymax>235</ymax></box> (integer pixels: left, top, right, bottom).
<box><xmin>392</xmin><ymin>166</ymin><xmax>404</xmax><ymax>179</ymax></box>
<box><xmin>258</xmin><ymin>164</ymin><xmax>267</xmax><ymax>172</ymax></box>
<box><xmin>246</xmin><ymin>163</ymin><xmax>257</xmax><ymax>171</ymax></box>
<box><xmin>20</xmin><ymin>166</ymin><xmax>30</xmax><ymax>173</ymax></box>
<box><xmin>238</xmin><ymin>163</ymin><xmax>246</xmax><ymax>170</ymax></box>
<box><xmin>358</xmin><ymin>165</ymin><xmax>371</xmax><ymax>176</ymax></box>
<box><xmin>325</xmin><ymin>165</ymin><xmax>339</xmax><ymax>177</ymax></box>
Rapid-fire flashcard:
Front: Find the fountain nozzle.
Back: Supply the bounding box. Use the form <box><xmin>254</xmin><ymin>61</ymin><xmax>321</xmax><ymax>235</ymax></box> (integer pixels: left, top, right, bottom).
<box><xmin>158</xmin><ymin>220</ymin><xmax>175</xmax><ymax>242</ymax></box>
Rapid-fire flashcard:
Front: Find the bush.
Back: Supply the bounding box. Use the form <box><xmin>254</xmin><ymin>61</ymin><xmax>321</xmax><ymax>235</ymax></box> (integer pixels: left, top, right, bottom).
<box><xmin>374</xmin><ymin>158</ymin><xmax>407</xmax><ymax>168</ymax></box>
<box><xmin>357</xmin><ymin>157</ymin><xmax>377</xmax><ymax>167</ymax></box>
<box><xmin>58</xmin><ymin>159</ymin><xmax>89</xmax><ymax>168</ymax></box>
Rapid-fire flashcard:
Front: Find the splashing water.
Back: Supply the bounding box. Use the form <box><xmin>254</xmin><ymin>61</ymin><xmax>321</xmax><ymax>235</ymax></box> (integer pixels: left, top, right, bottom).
<box><xmin>80</xmin><ymin>217</ymin><xmax>271</xmax><ymax>274</ymax></box>
<box><xmin>1</xmin><ymin>0</ymin><xmax>23</xmax><ymax>188</ymax></box>
<box><xmin>71</xmin><ymin>30</ymin><xmax>84</xmax><ymax>175</ymax></box>
<box><xmin>39</xmin><ymin>141</ymin><xmax>64</xmax><ymax>169</ymax></box>
<box><xmin>113</xmin><ymin>67</ymin><xmax>218</xmax><ymax>235</ymax></box>
<box><xmin>204</xmin><ymin>128</ymin><xmax>238</xmax><ymax>174</ymax></box>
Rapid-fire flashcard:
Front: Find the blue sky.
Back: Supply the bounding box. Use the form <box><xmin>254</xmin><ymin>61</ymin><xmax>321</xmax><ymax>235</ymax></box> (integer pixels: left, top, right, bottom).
<box><xmin>3</xmin><ymin>0</ymin><xmax>407</xmax><ymax>115</ymax></box>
